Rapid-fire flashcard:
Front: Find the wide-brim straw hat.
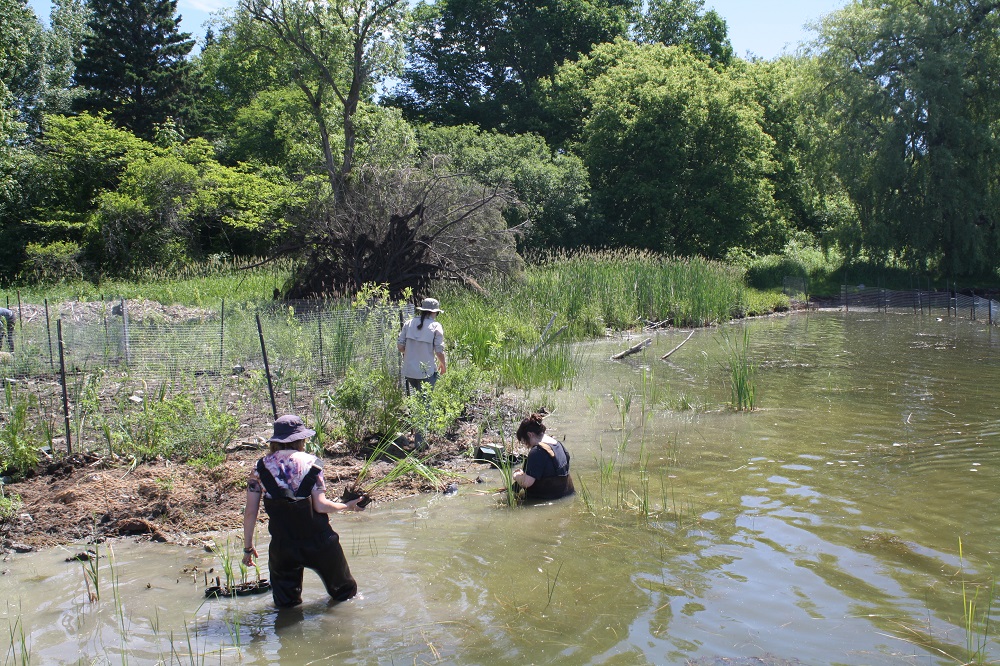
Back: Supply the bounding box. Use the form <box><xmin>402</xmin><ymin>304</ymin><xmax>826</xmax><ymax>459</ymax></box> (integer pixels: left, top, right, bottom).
<box><xmin>268</xmin><ymin>415</ymin><xmax>316</xmax><ymax>443</ymax></box>
<box><xmin>417</xmin><ymin>297</ymin><xmax>443</xmax><ymax>313</ymax></box>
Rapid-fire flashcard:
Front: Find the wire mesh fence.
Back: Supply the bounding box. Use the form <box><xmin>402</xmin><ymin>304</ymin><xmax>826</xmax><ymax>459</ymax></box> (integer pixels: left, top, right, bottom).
<box><xmin>2</xmin><ymin>298</ymin><xmax>415</xmax><ymax>382</ymax></box>
<box><xmin>839</xmin><ymin>285</ymin><xmax>999</xmax><ymax>324</ymax></box>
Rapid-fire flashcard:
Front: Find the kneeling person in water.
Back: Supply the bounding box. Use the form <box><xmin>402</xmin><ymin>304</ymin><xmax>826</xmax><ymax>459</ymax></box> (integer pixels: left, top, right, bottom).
<box><xmin>512</xmin><ymin>413</ymin><xmax>574</xmax><ymax>501</ymax></box>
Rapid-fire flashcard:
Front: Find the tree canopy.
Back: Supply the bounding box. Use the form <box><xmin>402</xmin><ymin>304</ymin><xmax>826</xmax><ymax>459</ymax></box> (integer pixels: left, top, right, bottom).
<box><xmin>810</xmin><ymin>0</ymin><xmax>1000</xmax><ymax>275</ymax></box>
<box><xmin>74</xmin><ymin>0</ymin><xmax>194</xmax><ymax>139</ymax></box>
<box><xmin>3</xmin><ymin>0</ymin><xmax>1000</xmax><ymax>285</ymax></box>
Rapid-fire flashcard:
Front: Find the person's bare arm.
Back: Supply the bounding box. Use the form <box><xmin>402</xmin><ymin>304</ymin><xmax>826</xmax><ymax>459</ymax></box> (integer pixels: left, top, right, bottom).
<box><xmin>435</xmin><ymin>350</ymin><xmax>447</xmax><ymax>376</ymax></box>
<box><xmin>512</xmin><ymin>469</ymin><xmax>535</xmax><ymax>488</ymax></box>
<box><xmin>242</xmin><ymin>490</ymin><xmax>262</xmax><ymax>566</ymax></box>
<box><xmin>313</xmin><ymin>492</ymin><xmax>364</xmax><ymax>514</ymax></box>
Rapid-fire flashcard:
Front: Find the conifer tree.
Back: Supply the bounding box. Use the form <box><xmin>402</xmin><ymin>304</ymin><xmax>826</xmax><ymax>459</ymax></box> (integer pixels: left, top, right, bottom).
<box><xmin>74</xmin><ymin>0</ymin><xmax>194</xmax><ymax>139</ymax></box>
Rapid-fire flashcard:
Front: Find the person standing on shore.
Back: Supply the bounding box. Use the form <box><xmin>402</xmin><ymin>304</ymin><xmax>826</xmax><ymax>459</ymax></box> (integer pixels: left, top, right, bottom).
<box><xmin>243</xmin><ymin>415</ymin><xmax>365</xmax><ymax>607</ymax></box>
<box><xmin>397</xmin><ymin>297</ymin><xmax>446</xmax><ymax>446</ymax></box>
<box><xmin>0</xmin><ymin>308</ymin><xmax>14</xmax><ymax>353</ymax></box>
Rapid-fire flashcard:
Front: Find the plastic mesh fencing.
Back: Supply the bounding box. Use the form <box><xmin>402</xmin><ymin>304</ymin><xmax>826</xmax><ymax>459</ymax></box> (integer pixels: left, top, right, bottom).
<box><xmin>839</xmin><ymin>286</ymin><xmax>999</xmax><ymax>324</ymax></box>
<box><xmin>1</xmin><ymin>299</ymin><xmax>415</xmax><ymax>381</ymax></box>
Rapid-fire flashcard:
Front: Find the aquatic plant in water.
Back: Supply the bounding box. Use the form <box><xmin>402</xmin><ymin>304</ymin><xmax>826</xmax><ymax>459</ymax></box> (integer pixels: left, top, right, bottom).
<box><xmin>720</xmin><ymin>326</ymin><xmax>756</xmax><ymax>411</ymax></box>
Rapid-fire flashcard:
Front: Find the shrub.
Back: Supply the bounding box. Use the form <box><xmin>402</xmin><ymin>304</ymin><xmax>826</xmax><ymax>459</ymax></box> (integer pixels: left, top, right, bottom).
<box><xmin>21</xmin><ymin>241</ymin><xmax>84</xmax><ymax>283</ymax></box>
<box><xmin>326</xmin><ymin>366</ymin><xmax>406</xmax><ymax>447</ymax></box>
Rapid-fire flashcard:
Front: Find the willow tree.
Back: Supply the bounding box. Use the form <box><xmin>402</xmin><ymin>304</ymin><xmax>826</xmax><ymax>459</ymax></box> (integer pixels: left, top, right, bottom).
<box><xmin>810</xmin><ymin>0</ymin><xmax>1000</xmax><ymax>276</ymax></box>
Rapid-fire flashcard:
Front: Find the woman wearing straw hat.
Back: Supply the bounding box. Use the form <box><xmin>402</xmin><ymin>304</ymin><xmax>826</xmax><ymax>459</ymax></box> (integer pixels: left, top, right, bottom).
<box><xmin>397</xmin><ymin>297</ymin><xmax>447</xmax><ymax>445</ymax></box>
<box><xmin>243</xmin><ymin>414</ymin><xmax>365</xmax><ymax>607</ymax></box>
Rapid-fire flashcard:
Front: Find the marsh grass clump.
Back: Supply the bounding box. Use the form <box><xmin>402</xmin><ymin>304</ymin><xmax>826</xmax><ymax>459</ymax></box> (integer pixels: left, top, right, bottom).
<box><xmin>959</xmin><ymin>538</ymin><xmax>996</xmax><ymax>664</ymax></box>
<box><xmin>720</xmin><ymin>326</ymin><xmax>757</xmax><ymax>411</ymax></box>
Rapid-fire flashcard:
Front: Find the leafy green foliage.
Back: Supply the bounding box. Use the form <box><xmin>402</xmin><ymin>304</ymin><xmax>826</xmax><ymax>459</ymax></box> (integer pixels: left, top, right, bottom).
<box><xmin>0</xmin><ymin>0</ymin><xmax>47</xmax><ymax>136</ymax></box>
<box><xmin>100</xmin><ymin>389</ymin><xmax>239</xmax><ymax>462</ymax></box>
<box><xmin>325</xmin><ymin>366</ymin><xmax>406</xmax><ymax>446</ymax></box>
<box><xmin>4</xmin><ymin>113</ymin><xmax>291</xmax><ymax>280</ymax></box>
<box><xmin>404</xmin><ymin>364</ymin><xmax>484</xmax><ymax>437</ymax></box>
<box><xmin>417</xmin><ymin>124</ymin><xmax>590</xmax><ymax>248</ymax></box>
<box><xmin>635</xmin><ymin>0</ymin><xmax>733</xmax><ymax>64</ymax></box>
<box><xmin>0</xmin><ymin>489</ymin><xmax>22</xmax><ymax>523</ymax></box>
<box><xmin>809</xmin><ymin>0</ymin><xmax>1000</xmax><ymax>276</ymax></box>
<box><xmin>393</xmin><ymin>0</ymin><xmax>634</xmax><ymax>133</ymax></box>
<box><xmin>21</xmin><ymin>240</ymin><xmax>84</xmax><ymax>283</ymax></box>
<box><xmin>546</xmin><ymin>40</ymin><xmax>780</xmax><ymax>256</ymax></box>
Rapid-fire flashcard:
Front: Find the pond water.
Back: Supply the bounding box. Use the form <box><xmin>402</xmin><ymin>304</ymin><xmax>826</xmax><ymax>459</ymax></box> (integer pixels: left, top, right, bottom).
<box><xmin>3</xmin><ymin>311</ymin><xmax>1000</xmax><ymax>665</ymax></box>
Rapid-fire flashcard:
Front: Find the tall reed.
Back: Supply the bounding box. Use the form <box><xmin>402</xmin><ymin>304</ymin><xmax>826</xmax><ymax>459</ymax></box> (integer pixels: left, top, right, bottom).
<box><xmin>959</xmin><ymin>538</ymin><xmax>996</xmax><ymax>664</ymax></box>
<box><xmin>720</xmin><ymin>326</ymin><xmax>757</xmax><ymax>411</ymax></box>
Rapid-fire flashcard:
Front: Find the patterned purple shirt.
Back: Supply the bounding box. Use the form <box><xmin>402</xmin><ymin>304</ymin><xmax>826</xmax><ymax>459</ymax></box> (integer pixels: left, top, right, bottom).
<box><xmin>247</xmin><ymin>450</ymin><xmax>326</xmax><ymax>498</ymax></box>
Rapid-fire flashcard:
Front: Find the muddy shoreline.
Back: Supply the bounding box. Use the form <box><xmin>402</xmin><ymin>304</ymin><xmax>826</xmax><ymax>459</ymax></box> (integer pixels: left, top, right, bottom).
<box><xmin>0</xmin><ymin>418</ymin><xmax>512</xmax><ymax>555</ymax></box>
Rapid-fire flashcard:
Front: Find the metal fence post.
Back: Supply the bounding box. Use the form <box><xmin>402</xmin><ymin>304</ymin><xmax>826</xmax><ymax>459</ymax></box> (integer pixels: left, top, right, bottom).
<box><xmin>219</xmin><ymin>299</ymin><xmax>226</xmax><ymax>373</ymax></box>
<box><xmin>121</xmin><ymin>298</ymin><xmax>131</xmax><ymax>367</ymax></box>
<box><xmin>318</xmin><ymin>314</ymin><xmax>325</xmax><ymax>378</ymax></box>
<box><xmin>256</xmin><ymin>312</ymin><xmax>278</xmax><ymax>420</ymax></box>
<box><xmin>16</xmin><ymin>290</ymin><xmax>23</xmax><ymax>355</ymax></box>
<box><xmin>57</xmin><ymin>319</ymin><xmax>72</xmax><ymax>454</ymax></box>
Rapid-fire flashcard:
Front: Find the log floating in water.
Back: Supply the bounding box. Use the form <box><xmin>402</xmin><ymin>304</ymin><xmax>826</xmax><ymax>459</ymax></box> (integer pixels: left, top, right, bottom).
<box><xmin>660</xmin><ymin>330</ymin><xmax>695</xmax><ymax>360</ymax></box>
<box><xmin>611</xmin><ymin>338</ymin><xmax>652</xmax><ymax>360</ymax></box>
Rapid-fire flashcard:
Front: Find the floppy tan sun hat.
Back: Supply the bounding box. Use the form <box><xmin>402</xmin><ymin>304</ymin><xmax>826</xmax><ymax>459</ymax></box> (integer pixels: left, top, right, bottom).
<box><xmin>417</xmin><ymin>298</ymin><xmax>443</xmax><ymax>313</ymax></box>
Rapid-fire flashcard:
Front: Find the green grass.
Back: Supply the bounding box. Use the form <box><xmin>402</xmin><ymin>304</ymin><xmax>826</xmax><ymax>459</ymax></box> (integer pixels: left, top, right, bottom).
<box><xmin>720</xmin><ymin>326</ymin><xmax>757</xmax><ymax>412</ymax></box>
<box><xmin>441</xmin><ymin>250</ymin><xmax>784</xmax><ymax>351</ymax></box>
<box><xmin>0</xmin><ymin>250</ymin><xmax>788</xmax><ymax>474</ymax></box>
<box><xmin>3</xmin><ymin>256</ymin><xmax>296</xmax><ymax>307</ymax></box>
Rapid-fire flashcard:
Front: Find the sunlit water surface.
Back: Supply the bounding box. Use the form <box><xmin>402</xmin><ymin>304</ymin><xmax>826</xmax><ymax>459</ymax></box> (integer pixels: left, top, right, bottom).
<box><xmin>3</xmin><ymin>312</ymin><xmax>1000</xmax><ymax>665</ymax></box>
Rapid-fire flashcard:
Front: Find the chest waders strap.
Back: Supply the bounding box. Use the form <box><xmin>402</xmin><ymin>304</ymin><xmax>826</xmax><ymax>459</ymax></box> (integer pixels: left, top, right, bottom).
<box><xmin>256</xmin><ymin>459</ymin><xmax>329</xmax><ymax>541</ymax></box>
<box><xmin>529</xmin><ymin>441</ymin><xmax>570</xmax><ymax>477</ymax></box>
<box><xmin>256</xmin><ymin>459</ymin><xmax>322</xmax><ymax>499</ymax></box>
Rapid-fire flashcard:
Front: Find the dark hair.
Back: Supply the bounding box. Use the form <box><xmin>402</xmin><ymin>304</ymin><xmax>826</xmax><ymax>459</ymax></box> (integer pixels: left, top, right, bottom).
<box><xmin>416</xmin><ymin>311</ymin><xmax>429</xmax><ymax>330</ymax></box>
<box><xmin>516</xmin><ymin>413</ymin><xmax>546</xmax><ymax>443</ymax></box>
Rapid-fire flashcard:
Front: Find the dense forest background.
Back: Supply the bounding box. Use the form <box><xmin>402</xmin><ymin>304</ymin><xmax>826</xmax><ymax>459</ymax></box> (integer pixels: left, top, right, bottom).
<box><xmin>1</xmin><ymin>0</ymin><xmax>998</xmax><ymax>295</ymax></box>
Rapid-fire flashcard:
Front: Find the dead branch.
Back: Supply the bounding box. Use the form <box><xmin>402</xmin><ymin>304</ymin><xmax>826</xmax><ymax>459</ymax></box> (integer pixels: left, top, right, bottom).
<box><xmin>611</xmin><ymin>337</ymin><xmax>652</xmax><ymax>360</ymax></box>
<box><xmin>660</xmin><ymin>330</ymin><xmax>695</xmax><ymax>360</ymax></box>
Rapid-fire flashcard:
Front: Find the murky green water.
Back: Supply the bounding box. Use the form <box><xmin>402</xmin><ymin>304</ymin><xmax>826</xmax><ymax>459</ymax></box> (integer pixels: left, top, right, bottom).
<box><xmin>3</xmin><ymin>311</ymin><xmax>999</xmax><ymax>665</ymax></box>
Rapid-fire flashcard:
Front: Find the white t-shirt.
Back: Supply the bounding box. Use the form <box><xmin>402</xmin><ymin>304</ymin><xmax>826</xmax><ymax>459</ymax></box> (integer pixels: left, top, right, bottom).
<box><xmin>398</xmin><ymin>316</ymin><xmax>444</xmax><ymax>379</ymax></box>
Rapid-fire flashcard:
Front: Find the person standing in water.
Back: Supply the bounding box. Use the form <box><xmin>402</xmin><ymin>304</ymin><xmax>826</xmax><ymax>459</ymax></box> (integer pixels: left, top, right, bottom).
<box><xmin>513</xmin><ymin>413</ymin><xmax>575</xmax><ymax>500</ymax></box>
<box><xmin>243</xmin><ymin>415</ymin><xmax>365</xmax><ymax>607</ymax></box>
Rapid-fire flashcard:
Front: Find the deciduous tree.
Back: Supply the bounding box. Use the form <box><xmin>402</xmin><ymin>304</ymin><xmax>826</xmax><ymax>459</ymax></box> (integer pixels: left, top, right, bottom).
<box><xmin>392</xmin><ymin>0</ymin><xmax>635</xmax><ymax>134</ymax></box>
<box><xmin>810</xmin><ymin>0</ymin><xmax>1000</xmax><ymax>275</ymax></box>
<box><xmin>546</xmin><ymin>40</ymin><xmax>778</xmax><ymax>255</ymax></box>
